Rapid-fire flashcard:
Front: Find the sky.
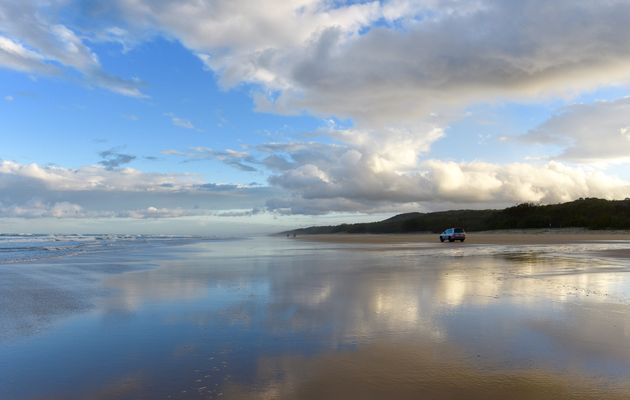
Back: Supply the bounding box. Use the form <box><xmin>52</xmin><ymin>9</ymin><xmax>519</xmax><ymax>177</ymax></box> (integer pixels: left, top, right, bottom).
<box><xmin>2</xmin><ymin>0</ymin><xmax>630</xmax><ymax>234</ymax></box>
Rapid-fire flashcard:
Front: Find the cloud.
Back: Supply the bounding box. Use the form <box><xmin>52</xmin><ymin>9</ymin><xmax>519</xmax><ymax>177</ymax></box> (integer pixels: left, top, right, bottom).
<box><xmin>0</xmin><ymin>160</ymin><xmax>200</xmax><ymax>192</ymax></box>
<box><xmin>0</xmin><ymin>200</ymin><xmax>84</xmax><ymax>218</ymax></box>
<box><xmin>0</xmin><ymin>1</ymin><xmax>144</xmax><ymax>97</ymax></box>
<box><xmin>109</xmin><ymin>0</ymin><xmax>630</xmax><ymax>126</ymax></box>
<box><xmin>123</xmin><ymin>206</ymin><xmax>200</xmax><ymax>219</ymax></box>
<box><xmin>165</xmin><ymin>146</ymin><xmax>259</xmax><ymax>172</ymax></box>
<box><xmin>125</xmin><ymin>0</ymin><xmax>385</xmax><ymax>88</ymax></box>
<box><xmin>195</xmin><ymin>183</ymin><xmax>240</xmax><ymax>191</ymax></box>
<box><xmin>521</xmin><ymin>97</ymin><xmax>630</xmax><ymax>163</ymax></box>
<box><xmin>0</xmin><ymin>201</ymin><xmax>262</xmax><ymax>220</ymax></box>
<box><xmin>0</xmin><ymin>160</ymin><xmax>280</xmax><ymax>219</ymax></box>
<box><xmin>257</xmin><ymin>137</ymin><xmax>630</xmax><ymax>214</ymax></box>
<box><xmin>266</xmin><ymin>0</ymin><xmax>630</xmax><ymax>126</ymax></box>
<box><xmin>4</xmin><ymin>95</ymin><xmax>13</xmax><ymax>102</ymax></box>
<box><xmin>104</xmin><ymin>0</ymin><xmax>630</xmax><ymax>216</ymax></box>
<box><xmin>4</xmin><ymin>1</ymin><xmax>630</xmax><ymax>218</ymax></box>
<box><xmin>214</xmin><ymin>208</ymin><xmax>263</xmax><ymax>217</ymax></box>
<box><xmin>98</xmin><ymin>149</ymin><xmax>137</xmax><ymax>170</ymax></box>
<box><xmin>424</xmin><ymin>160</ymin><xmax>630</xmax><ymax>204</ymax></box>
<box><xmin>160</xmin><ymin>115</ymin><xmax>630</xmax><ymax>215</ymax></box>
<box><xmin>165</xmin><ymin>113</ymin><xmax>196</xmax><ymax>129</ymax></box>
<box><xmin>0</xmin><ymin>35</ymin><xmax>56</xmax><ymax>75</ymax></box>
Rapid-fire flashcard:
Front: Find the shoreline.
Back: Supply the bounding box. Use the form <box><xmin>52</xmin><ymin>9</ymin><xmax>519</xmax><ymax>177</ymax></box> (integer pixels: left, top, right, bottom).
<box><xmin>292</xmin><ymin>229</ymin><xmax>630</xmax><ymax>245</ymax></box>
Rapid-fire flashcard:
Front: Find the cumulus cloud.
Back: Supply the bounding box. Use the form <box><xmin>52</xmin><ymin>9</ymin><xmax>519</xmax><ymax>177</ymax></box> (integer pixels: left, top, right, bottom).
<box><xmin>105</xmin><ymin>0</ymin><xmax>630</xmax><ymax>126</ymax></box>
<box><xmin>5</xmin><ymin>1</ymin><xmax>630</xmax><ymax>218</ymax></box>
<box><xmin>103</xmin><ymin>0</ymin><xmax>630</xmax><ymax>216</ymax></box>
<box><xmin>0</xmin><ymin>1</ymin><xmax>144</xmax><ymax>97</ymax></box>
<box><xmin>257</xmin><ymin>140</ymin><xmax>630</xmax><ymax>214</ymax></box>
<box><xmin>160</xmin><ymin>113</ymin><xmax>630</xmax><ymax>215</ymax></box>
<box><xmin>424</xmin><ymin>160</ymin><xmax>630</xmax><ymax>204</ymax></box>
<box><xmin>522</xmin><ymin>97</ymin><xmax>630</xmax><ymax>163</ymax></box>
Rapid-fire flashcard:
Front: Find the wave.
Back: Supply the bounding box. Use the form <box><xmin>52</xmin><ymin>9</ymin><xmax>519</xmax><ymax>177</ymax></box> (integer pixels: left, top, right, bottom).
<box><xmin>0</xmin><ymin>234</ymin><xmax>217</xmax><ymax>265</ymax></box>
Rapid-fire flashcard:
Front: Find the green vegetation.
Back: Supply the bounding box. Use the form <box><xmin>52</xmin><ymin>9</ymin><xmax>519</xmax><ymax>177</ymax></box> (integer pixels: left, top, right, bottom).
<box><xmin>286</xmin><ymin>198</ymin><xmax>630</xmax><ymax>235</ymax></box>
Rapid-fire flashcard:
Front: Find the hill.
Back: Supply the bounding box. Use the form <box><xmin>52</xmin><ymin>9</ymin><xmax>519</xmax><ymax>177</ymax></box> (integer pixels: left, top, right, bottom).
<box><xmin>285</xmin><ymin>198</ymin><xmax>630</xmax><ymax>235</ymax></box>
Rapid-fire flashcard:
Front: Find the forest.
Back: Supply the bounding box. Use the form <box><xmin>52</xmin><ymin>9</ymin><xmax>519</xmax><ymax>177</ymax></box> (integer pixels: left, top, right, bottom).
<box><xmin>286</xmin><ymin>198</ymin><xmax>630</xmax><ymax>235</ymax></box>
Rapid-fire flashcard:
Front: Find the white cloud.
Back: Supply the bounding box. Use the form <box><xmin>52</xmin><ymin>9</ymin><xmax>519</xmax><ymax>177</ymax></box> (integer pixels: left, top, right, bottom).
<box><xmin>155</xmin><ymin>120</ymin><xmax>630</xmax><ymax>215</ymax></box>
<box><xmin>4</xmin><ymin>1</ymin><xmax>630</xmax><ymax>218</ymax></box>
<box><xmin>424</xmin><ymin>160</ymin><xmax>630</xmax><ymax>204</ymax></box>
<box><xmin>124</xmin><ymin>206</ymin><xmax>199</xmax><ymax>219</ymax></box>
<box><xmin>108</xmin><ymin>0</ymin><xmax>630</xmax><ymax>126</ymax></box>
<box><xmin>106</xmin><ymin>0</ymin><xmax>630</xmax><ymax>216</ymax></box>
<box><xmin>259</xmin><ymin>138</ymin><xmax>630</xmax><ymax>214</ymax></box>
<box><xmin>0</xmin><ymin>1</ymin><xmax>144</xmax><ymax>97</ymax></box>
<box><xmin>522</xmin><ymin>97</ymin><xmax>630</xmax><ymax>163</ymax></box>
<box><xmin>1</xmin><ymin>150</ymin><xmax>628</xmax><ymax>220</ymax></box>
<box><xmin>0</xmin><ymin>35</ymin><xmax>56</xmax><ymax>75</ymax></box>
<box><xmin>0</xmin><ymin>160</ymin><xmax>280</xmax><ymax>219</ymax></box>
<box><xmin>0</xmin><ymin>160</ymin><xmax>199</xmax><ymax>192</ymax></box>
<box><xmin>165</xmin><ymin>113</ymin><xmax>196</xmax><ymax>129</ymax></box>
<box><xmin>0</xmin><ymin>200</ymin><xmax>84</xmax><ymax>218</ymax></box>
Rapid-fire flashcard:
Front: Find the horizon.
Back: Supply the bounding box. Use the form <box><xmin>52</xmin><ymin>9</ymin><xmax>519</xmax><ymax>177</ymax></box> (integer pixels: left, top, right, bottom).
<box><xmin>3</xmin><ymin>1</ymin><xmax>630</xmax><ymax>234</ymax></box>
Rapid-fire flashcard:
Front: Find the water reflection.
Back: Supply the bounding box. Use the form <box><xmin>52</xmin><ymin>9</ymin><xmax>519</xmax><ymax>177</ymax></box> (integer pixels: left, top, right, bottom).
<box><xmin>1</xmin><ymin>238</ymin><xmax>630</xmax><ymax>399</ymax></box>
<box><xmin>220</xmin><ymin>340</ymin><xmax>630</xmax><ymax>400</ymax></box>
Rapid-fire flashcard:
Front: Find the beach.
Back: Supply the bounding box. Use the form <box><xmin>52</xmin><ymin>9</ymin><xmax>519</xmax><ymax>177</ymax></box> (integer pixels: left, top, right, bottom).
<box><xmin>294</xmin><ymin>229</ymin><xmax>630</xmax><ymax>245</ymax></box>
<box><xmin>2</xmin><ymin>234</ymin><xmax>630</xmax><ymax>399</ymax></box>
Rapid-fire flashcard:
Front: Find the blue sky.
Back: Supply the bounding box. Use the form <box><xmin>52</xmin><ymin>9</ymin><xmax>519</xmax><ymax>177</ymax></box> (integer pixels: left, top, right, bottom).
<box><xmin>2</xmin><ymin>0</ymin><xmax>630</xmax><ymax>234</ymax></box>
<box><xmin>1</xmin><ymin>37</ymin><xmax>322</xmax><ymax>181</ymax></box>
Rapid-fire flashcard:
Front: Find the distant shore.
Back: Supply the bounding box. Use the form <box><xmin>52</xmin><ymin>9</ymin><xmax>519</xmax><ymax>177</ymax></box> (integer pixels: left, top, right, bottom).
<box><xmin>292</xmin><ymin>229</ymin><xmax>630</xmax><ymax>246</ymax></box>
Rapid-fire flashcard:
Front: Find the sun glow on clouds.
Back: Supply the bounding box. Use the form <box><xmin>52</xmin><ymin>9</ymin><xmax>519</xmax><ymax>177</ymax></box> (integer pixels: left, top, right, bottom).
<box><xmin>2</xmin><ymin>0</ymin><xmax>630</xmax><ymax>228</ymax></box>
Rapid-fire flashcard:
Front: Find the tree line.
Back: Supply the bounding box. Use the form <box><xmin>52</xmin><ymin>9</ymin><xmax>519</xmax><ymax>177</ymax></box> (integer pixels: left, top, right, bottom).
<box><xmin>286</xmin><ymin>198</ymin><xmax>630</xmax><ymax>235</ymax></box>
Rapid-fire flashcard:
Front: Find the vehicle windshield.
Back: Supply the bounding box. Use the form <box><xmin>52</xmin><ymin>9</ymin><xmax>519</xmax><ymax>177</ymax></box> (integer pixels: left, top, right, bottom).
<box><xmin>454</xmin><ymin>228</ymin><xmax>464</xmax><ymax>233</ymax></box>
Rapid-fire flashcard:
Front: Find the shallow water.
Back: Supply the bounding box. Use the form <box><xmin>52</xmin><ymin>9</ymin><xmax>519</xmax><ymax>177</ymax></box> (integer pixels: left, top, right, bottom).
<box><xmin>1</xmin><ymin>237</ymin><xmax>630</xmax><ymax>399</ymax></box>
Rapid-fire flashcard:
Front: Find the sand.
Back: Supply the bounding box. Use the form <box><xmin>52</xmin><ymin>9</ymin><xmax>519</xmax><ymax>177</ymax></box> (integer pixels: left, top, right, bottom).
<box><xmin>293</xmin><ymin>230</ymin><xmax>630</xmax><ymax>259</ymax></box>
<box><xmin>294</xmin><ymin>229</ymin><xmax>630</xmax><ymax>245</ymax></box>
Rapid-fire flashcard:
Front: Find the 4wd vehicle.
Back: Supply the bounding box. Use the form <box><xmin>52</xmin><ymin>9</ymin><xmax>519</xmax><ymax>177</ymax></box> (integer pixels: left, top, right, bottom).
<box><xmin>439</xmin><ymin>228</ymin><xmax>466</xmax><ymax>242</ymax></box>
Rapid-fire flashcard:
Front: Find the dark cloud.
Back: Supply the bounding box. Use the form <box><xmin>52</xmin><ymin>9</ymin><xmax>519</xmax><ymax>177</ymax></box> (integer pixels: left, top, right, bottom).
<box><xmin>98</xmin><ymin>149</ymin><xmax>137</xmax><ymax>170</ymax></box>
<box><xmin>214</xmin><ymin>208</ymin><xmax>263</xmax><ymax>217</ymax></box>
<box><xmin>196</xmin><ymin>183</ymin><xmax>240</xmax><ymax>191</ymax></box>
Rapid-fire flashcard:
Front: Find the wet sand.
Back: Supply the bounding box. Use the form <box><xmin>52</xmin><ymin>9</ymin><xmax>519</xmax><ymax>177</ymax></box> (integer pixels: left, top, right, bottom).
<box><xmin>2</xmin><ymin>236</ymin><xmax>630</xmax><ymax>399</ymax></box>
<box><xmin>223</xmin><ymin>341</ymin><xmax>630</xmax><ymax>400</ymax></box>
<box><xmin>295</xmin><ymin>230</ymin><xmax>630</xmax><ymax>244</ymax></box>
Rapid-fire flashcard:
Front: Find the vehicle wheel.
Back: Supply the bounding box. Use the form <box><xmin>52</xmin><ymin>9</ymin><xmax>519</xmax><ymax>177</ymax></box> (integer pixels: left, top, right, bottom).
<box><xmin>448</xmin><ymin>238</ymin><xmax>454</xmax><ymax>242</ymax></box>
<box><xmin>440</xmin><ymin>237</ymin><xmax>444</xmax><ymax>242</ymax></box>
<box><xmin>460</xmin><ymin>239</ymin><xmax>465</xmax><ymax>242</ymax></box>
